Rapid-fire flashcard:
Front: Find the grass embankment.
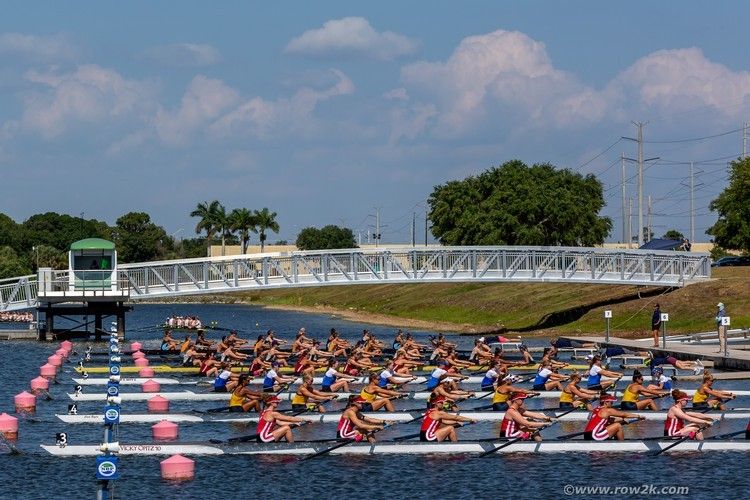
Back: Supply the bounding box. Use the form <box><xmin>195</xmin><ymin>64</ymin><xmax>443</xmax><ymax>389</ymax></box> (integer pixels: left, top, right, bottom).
<box><xmin>230</xmin><ymin>267</ymin><xmax>750</xmax><ymax>337</ymax></box>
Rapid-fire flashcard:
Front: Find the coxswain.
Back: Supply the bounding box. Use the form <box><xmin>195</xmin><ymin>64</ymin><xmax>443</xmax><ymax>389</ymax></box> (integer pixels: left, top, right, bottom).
<box><xmin>500</xmin><ymin>392</ymin><xmax>553</xmax><ymax>442</ymax></box>
<box><xmin>559</xmin><ymin>373</ymin><xmax>598</xmax><ymax>410</ymax></box>
<box><xmin>228</xmin><ymin>374</ymin><xmax>262</xmax><ymax>412</ymax></box>
<box><xmin>337</xmin><ymin>396</ymin><xmax>388</xmax><ymax>443</ymax></box>
<box><xmin>359</xmin><ymin>374</ymin><xmax>403</xmax><ymax>411</ymax></box>
<box><xmin>256</xmin><ymin>396</ymin><xmax>308</xmax><ymax>443</ymax></box>
<box><xmin>646</xmin><ymin>366</ymin><xmax>673</xmax><ymax>391</ymax></box>
<box><xmin>586</xmin><ymin>355</ymin><xmax>622</xmax><ymax>391</ymax></box>
<box><xmin>262</xmin><ymin>362</ymin><xmax>297</xmax><ymax>393</ymax></box>
<box><xmin>692</xmin><ymin>372</ymin><xmax>736</xmax><ymax>410</ymax></box>
<box><xmin>419</xmin><ymin>397</ymin><xmax>477</xmax><ymax>442</ymax></box>
<box><xmin>665</xmin><ymin>390</ymin><xmax>715</xmax><ymax>440</ymax></box>
<box><xmin>532</xmin><ymin>361</ymin><xmax>568</xmax><ymax>391</ymax></box>
<box><xmin>583</xmin><ymin>393</ymin><xmax>645</xmax><ymax>441</ymax></box>
<box><xmin>320</xmin><ymin>359</ymin><xmax>357</xmax><ymax>392</ymax></box>
<box><xmin>291</xmin><ymin>375</ymin><xmax>337</xmax><ymax>413</ymax></box>
<box><xmin>492</xmin><ymin>376</ymin><xmax>537</xmax><ymax>411</ymax></box>
<box><xmin>620</xmin><ymin>370</ymin><xmax>668</xmax><ymax>410</ymax></box>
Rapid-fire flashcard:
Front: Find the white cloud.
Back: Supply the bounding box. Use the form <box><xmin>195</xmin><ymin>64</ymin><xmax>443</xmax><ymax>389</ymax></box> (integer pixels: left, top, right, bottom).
<box><xmin>21</xmin><ymin>65</ymin><xmax>157</xmax><ymax>138</ymax></box>
<box><xmin>0</xmin><ymin>32</ymin><xmax>77</xmax><ymax>62</ymax></box>
<box><xmin>383</xmin><ymin>87</ymin><xmax>408</xmax><ymax>101</ymax></box>
<box><xmin>210</xmin><ymin>69</ymin><xmax>354</xmax><ymax>139</ymax></box>
<box><xmin>140</xmin><ymin>43</ymin><xmax>221</xmax><ymax>67</ymax></box>
<box><xmin>154</xmin><ymin>75</ymin><xmax>240</xmax><ymax>146</ymax></box>
<box><xmin>285</xmin><ymin>17</ymin><xmax>417</xmax><ymax>61</ymax></box>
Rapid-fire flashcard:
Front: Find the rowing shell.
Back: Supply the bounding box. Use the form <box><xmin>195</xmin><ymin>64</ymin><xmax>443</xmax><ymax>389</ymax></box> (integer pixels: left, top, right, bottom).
<box><xmin>73</xmin><ymin>363</ymin><xmax>590</xmax><ymax>375</ymax></box>
<box><xmin>65</xmin><ymin>389</ymin><xmax>750</xmax><ymax>402</ymax></box>
<box><xmin>56</xmin><ymin>410</ymin><xmax>750</xmax><ymax>423</ymax></box>
<box><xmin>41</xmin><ymin>440</ymin><xmax>750</xmax><ymax>456</ymax></box>
<box><xmin>72</xmin><ymin>375</ymin><xmax>484</xmax><ymax>386</ymax></box>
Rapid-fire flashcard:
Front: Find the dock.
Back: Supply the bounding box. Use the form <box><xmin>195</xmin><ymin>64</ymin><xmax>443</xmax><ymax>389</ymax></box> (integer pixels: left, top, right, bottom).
<box><xmin>0</xmin><ymin>329</ymin><xmax>38</xmax><ymax>340</ymax></box>
<box><xmin>560</xmin><ymin>335</ymin><xmax>750</xmax><ymax>371</ymax></box>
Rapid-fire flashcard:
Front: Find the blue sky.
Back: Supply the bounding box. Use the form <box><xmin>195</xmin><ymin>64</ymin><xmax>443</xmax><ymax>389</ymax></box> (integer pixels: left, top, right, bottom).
<box><xmin>2</xmin><ymin>1</ymin><xmax>750</xmax><ymax>245</ymax></box>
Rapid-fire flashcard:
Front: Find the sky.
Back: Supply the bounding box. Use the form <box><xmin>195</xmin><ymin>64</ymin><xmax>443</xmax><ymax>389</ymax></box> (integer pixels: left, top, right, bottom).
<box><xmin>2</xmin><ymin>0</ymin><xmax>750</xmax><ymax>245</ymax></box>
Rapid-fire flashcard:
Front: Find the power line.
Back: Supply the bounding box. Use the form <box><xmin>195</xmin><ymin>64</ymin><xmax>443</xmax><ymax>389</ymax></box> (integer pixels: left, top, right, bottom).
<box><xmin>643</xmin><ymin>127</ymin><xmax>743</xmax><ymax>144</ymax></box>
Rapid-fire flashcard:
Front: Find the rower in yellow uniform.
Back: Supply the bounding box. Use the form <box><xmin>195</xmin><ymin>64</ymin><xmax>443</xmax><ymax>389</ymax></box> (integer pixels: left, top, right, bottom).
<box><xmin>290</xmin><ymin>375</ymin><xmax>338</xmax><ymax>413</ymax></box>
<box><xmin>492</xmin><ymin>376</ymin><xmax>538</xmax><ymax>411</ymax></box>
<box><xmin>620</xmin><ymin>370</ymin><xmax>668</xmax><ymax>410</ymax></box>
<box><xmin>559</xmin><ymin>373</ymin><xmax>598</xmax><ymax>410</ymax></box>
<box><xmin>228</xmin><ymin>374</ymin><xmax>262</xmax><ymax>412</ymax></box>
<box><xmin>359</xmin><ymin>373</ymin><xmax>403</xmax><ymax>411</ymax></box>
<box><xmin>692</xmin><ymin>372</ymin><xmax>736</xmax><ymax>410</ymax></box>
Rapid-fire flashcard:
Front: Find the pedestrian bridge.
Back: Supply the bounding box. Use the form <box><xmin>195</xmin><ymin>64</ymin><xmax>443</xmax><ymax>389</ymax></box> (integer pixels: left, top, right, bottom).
<box><xmin>0</xmin><ymin>246</ymin><xmax>711</xmax><ymax>312</ymax></box>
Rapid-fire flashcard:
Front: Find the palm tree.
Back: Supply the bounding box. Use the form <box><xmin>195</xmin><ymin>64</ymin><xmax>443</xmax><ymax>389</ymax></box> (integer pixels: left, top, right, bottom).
<box><xmin>190</xmin><ymin>200</ymin><xmax>221</xmax><ymax>256</ymax></box>
<box><xmin>213</xmin><ymin>204</ymin><xmax>231</xmax><ymax>256</ymax></box>
<box><xmin>253</xmin><ymin>207</ymin><xmax>280</xmax><ymax>253</ymax></box>
<box><xmin>229</xmin><ymin>208</ymin><xmax>258</xmax><ymax>254</ymax></box>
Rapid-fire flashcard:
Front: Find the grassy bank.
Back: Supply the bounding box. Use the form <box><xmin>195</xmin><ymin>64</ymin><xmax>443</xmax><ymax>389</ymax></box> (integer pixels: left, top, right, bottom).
<box><xmin>225</xmin><ymin>267</ymin><xmax>750</xmax><ymax>337</ymax></box>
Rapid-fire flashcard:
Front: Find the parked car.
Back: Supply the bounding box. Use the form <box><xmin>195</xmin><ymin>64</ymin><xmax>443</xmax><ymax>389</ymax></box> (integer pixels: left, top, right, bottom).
<box><xmin>711</xmin><ymin>256</ymin><xmax>750</xmax><ymax>267</ymax></box>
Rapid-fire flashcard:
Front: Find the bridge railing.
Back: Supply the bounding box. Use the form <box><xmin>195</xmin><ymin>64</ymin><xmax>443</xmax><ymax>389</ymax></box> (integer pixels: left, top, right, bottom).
<box><xmin>0</xmin><ymin>275</ymin><xmax>38</xmax><ymax>311</ymax></box>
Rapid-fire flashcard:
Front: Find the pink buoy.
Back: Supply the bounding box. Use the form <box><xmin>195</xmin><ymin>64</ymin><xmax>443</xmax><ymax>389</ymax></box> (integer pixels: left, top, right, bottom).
<box><xmin>30</xmin><ymin>376</ymin><xmax>50</xmax><ymax>393</ymax></box>
<box><xmin>55</xmin><ymin>348</ymin><xmax>68</xmax><ymax>359</ymax></box>
<box><xmin>160</xmin><ymin>454</ymin><xmax>194</xmax><ymax>480</ymax></box>
<box><xmin>40</xmin><ymin>363</ymin><xmax>57</xmax><ymax>379</ymax></box>
<box><xmin>130</xmin><ymin>342</ymin><xmax>143</xmax><ymax>352</ymax></box>
<box><xmin>0</xmin><ymin>413</ymin><xmax>19</xmax><ymax>439</ymax></box>
<box><xmin>60</xmin><ymin>340</ymin><xmax>73</xmax><ymax>350</ymax></box>
<box><xmin>148</xmin><ymin>395</ymin><xmax>170</xmax><ymax>412</ymax></box>
<box><xmin>14</xmin><ymin>391</ymin><xmax>36</xmax><ymax>412</ymax></box>
<box><xmin>142</xmin><ymin>379</ymin><xmax>161</xmax><ymax>393</ymax></box>
<box><xmin>139</xmin><ymin>367</ymin><xmax>155</xmax><ymax>378</ymax></box>
<box><xmin>134</xmin><ymin>357</ymin><xmax>149</xmax><ymax>367</ymax></box>
<box><xmin>152</xmin><ymin>420</ymin><xmax>178</xmax><ymax>440</ymax></box>
<box><xmin>132</xmin><ymin>351</ymin><xmax>146</xmax><ymax>360</ymax></box>
<box><xmin>47</xmin><ymin>354</ymin><xmax>63</xmax><ymax>368</ymax></box>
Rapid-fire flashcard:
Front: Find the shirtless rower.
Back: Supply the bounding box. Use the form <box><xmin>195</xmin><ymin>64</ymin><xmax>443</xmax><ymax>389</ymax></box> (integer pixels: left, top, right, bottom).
<box><xmin>665</xmin><ymin>390</ymin><xmax>715</xmax><ymax>440</ymax></box>
<box><xmin>583</xmin><ymin>393</ymin><xmax>645</xmax><ymax>441</ymax></box>
<box><xmin>337</xmin><ymin>396</ymin><xmax>388</xmax><ymax>443</ymax></box>
<box><xmin>559</xmin><ymin>373</ymin><xmax>598</xmax><ymax>410</ymax></box>
<box><xmin>532</xmin><ymin>361</ymin><xmax>568</xmax><ymax>391</ymax></box>
<box><xmin>500</xmin><ymin>392</ymin><xmax>553</xmax><ymax>442</ymax></box>
<box><xmin>262</xmin><ymin>362</ymin><xmax>297</xmax><ymax>393</ymax></box>
<box><xmin>470</xmin><ymin>338</ymin><xmax>493</xmax><ymax>365</ymax></box>
<box><xmin>359</xmin><ymin>374</ymin><xmax>404</xmax><ymax>411</ymax></box>
<box><xmin>419</xmin><ymin>397</ymin><xmax>477</xmax><ymax>442</ymax></box>
<box><xmin>620</xmin><ymin>370</ymin><xmax>668</xmax><ymax>410</ymax></box>
<box><xmin>256</xmin><ymin>396</ymin><xmax>308</xmax><ymax>443</ymax></box>
<box><xmin>492</xmin><ymin>376</ymin><xmax>537</xmax><ymax>411</ymax></box>
<box><xmin>692</xmin><ymin>372</ymin><xmax>736</xmax><ymax>410</ymax></box>
<box><xmin>228</xmin><ymin>374</ymin><xmax>262</xmax><ymax>412</ymax></box>
<box><xmin>291</xmin><ymin>375</ymin><xmax>337</xmax><ymax>413</ymax></box>
<box><xmin>320</xmin><ymin>359</ymin><xmax>357</xmax><ymax>392</ymax></box>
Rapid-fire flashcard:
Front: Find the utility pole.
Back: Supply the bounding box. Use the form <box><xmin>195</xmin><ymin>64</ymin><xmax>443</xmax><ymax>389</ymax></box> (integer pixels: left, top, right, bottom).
<box><xmin>621</xmin><ymin>153</ymin><xmax>626</xmax><ymax>244</ymax></box>
<box><xmin>411</xmin><ymin>212</ymin><xmax>416</xmax><ymax>247</ymax></box>
<box><xmin>627</xmin><ymin>197</ymin><xmax>633</xmax><ymax>248</ymax></box>
<box><xmin>690</xmin><ymin>162</ymin><xmax>695</xmax><ymax>244</ymax></box>
<box><xmin>647</xmin><ymin>195</ymin><xmax>653</xmax><ymax>243</ymax></box>
<box><xmin>375</xmin><ymin>208</ymin><xmax>380</xmax><ymax>247</ymax></box>
<box><xmin>744</xmin><ymin>122</ymin><xmax>748</xmax><ymax>159</ymax></box>
<box><xmin>636</xmin><ymin>122</ymin><xmax>645</xmax><ymax>246</ymax></box>
<box><xmin>424</xmin><ymin>209</ymin><xmax>428</xmax><ymax>246</ymax></box>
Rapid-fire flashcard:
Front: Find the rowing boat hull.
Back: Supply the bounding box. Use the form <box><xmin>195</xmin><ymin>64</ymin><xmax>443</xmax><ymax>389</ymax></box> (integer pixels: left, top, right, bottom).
<box><xmin>56</xmin><ymin>410</ymin><xmax>750</xmax><ymax>423</ymax></box>
<box><xmin>40</xmin><ymin>440</ymin><xmax>750</xmax><ymax>456</ymax></box>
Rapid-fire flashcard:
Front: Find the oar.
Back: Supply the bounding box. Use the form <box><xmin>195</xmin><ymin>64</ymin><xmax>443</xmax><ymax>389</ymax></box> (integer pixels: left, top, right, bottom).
<box><xmin>709</xmin><ymin>429</ymin><xmax>746</xmax><ymax>440</ymax></box>
<box><xmin>301</xmin><ymin>422</ymin><xmax>397</xmax><ymax>460</ymax></box>
<box><xmin>651</xmin><ymin>424</ymin><xmax>710</xmax><ymax>457</ymax></box>
<box><xmin>476</xmin><ymin>407</ymin><xmax>579</xmax><ymax>458</ymax></box>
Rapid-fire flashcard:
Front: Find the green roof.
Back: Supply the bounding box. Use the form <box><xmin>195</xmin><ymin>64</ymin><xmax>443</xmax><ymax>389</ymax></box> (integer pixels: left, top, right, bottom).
<box><xmin>70</xmin><ymin>238</ymin><xmax>115</xmax><ymax>251</ymax></box>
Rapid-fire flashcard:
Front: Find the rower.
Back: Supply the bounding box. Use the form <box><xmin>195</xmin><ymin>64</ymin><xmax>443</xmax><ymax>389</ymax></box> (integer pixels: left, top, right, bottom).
<box><xmin>359</xmin><ymin>374</ymin><xmax>403</xmax><ymax>411</ymax></box>
<box><xmin>425</xmin><ymin>361</ymin><xmax>466</xmax><ymax>390</ymax></box>
<box><xmin>500</xmin><ymin>392</ymin><xmax>553</xmax><ymax>442</ymax></box>
<box><xmin>532</xmin><ymin>361</ymin><xmax>567</xmax><ymax>391</ymax></box>
<box><xmin>586</xmin><ymin>355</ymin><xmax>622</xmax><ymax>391</ymax></box>
<box><xmin>692</xmin><ymin>372</ymin><xmax>736</xmax><ymax>410</ymax></box>
<box><xmin>583</xmin><ymin>393</ymin><xmax>645</xmax><ymax>441</ymax></box>
<box><xmin>378</xmin><ymin>360</ymin><xmax>416</xmax><ymax>389</ymax></box>
<box><xmin>256</xmin><ymin>396</ymin><xmax>308</xmax><ymax>443</ymax></box>
<box><xmin>213</xmin><ymin>362</ymin><xmax>238</xmax><ymax>393</ymax></box>
<box><xmin>262</xmin><ymin>362</ymin><xmax>297</xmax><ymax>393</ymax></box>
<box><xmin>493</xmin><ymin>376</ymin><xmax>537</xmax><ymax>411</ymax></box>
<box><xmin>620</xmin><ymin>370</ymin><xmax>668</xmax><ymax>411</ymax></box>
<box><xmin>559</xmin><ymin>373</ymin><xmax>598</xmax><ymax>410</ymax></box>
<box><xmin>480</xmin><ymin>362</ymin><xmax>503</xmax><ymax>392</ymax></box>
<box><xmin>291</xmin><ymin>375</ymin><xmax>337</xmax><ymax>413</ymax></box>
<box><xmin>321</xmin><ymin>359</ymin><xmax>357</xmax><ymax>392</ymax></box>
<box><xmin>647</xmin><ymin>366</ymin><xmax>673</xmax><ymax>391</ymax></box>
<box><xmin>419</xmin><ymin>397</ymin><xmax>477</xmax><ymax>442</ymax></box>
<box><xmin>431</xmin><ymin>379</ymin><xmax>475</xmax><ymax>406</ymax></box>
<box><xmin>337</xmin><ymin>396</ymin><xmax>388</xmax><ymax>443</ymax></box>
<box><xmin>665</xmin><ymin>390</ymin><xmax>715</xmax><ymax>440</ymax></box>
<box><xmin>228</xmin><ymin>374</ymin><xmax>262</xmax><ymax>412</ymax></box>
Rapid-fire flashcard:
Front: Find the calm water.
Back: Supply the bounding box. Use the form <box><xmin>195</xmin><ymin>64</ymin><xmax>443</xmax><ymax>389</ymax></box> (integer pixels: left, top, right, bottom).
<box><xmin>1</xmin><ymin>303</ymin><xmax>749</xmax><ymax>499</ymax></box>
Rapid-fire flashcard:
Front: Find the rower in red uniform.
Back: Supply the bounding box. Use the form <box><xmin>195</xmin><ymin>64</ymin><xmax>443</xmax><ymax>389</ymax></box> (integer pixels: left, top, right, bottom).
<box><xmin>419</xmin><ymin>397</ymin><xmax>477</xmax><ymax>442</ymax></box>
<box><xmin>500</xmin><ymin>392</ymin><xmax>552</xmax><ymax>442</ymax></box>
<box><xmin>664</xmin><ymin>390</ymin><xmax>715</xmax><ymax>440</ymax></box>
<box><xmin>337</xmin><ymin>396</ymin><xmax>388</xmax><ymax>443</ymax></box>
<box><xmin>255</xmin><ymin>396</ymin><xmax>308</xmax><ymax>443</ymax></box>
<box><xmin>583</xmin><ymin>393</ymin><xmax>644</xmax><ymax>441</ymax></box>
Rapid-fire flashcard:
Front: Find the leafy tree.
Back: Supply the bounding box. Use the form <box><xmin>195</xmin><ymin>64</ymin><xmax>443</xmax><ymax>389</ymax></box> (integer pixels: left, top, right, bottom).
<box><xmin>707</xmin><ymin>157</ymin><xmax>750</xmax><ymax>252</ymax></box>
<box><xmin>21</xmin><ymin>212</ymin><xmax>111</xmax><ymax>253</ymax></box>
<box><xmin>113</xmin><ymin>212</ymin><xmax>172</xmax><ymax>263</ymax></box>
<box><xmin>253</xmin><ymin>207</ymin><xmax>280</xmax><ymax>253</ymax></box>
<box><xmin>428</xmin><ymin>160</ymin><xmax>612</xmax><ymax>246</ymax></box>
<box><xmin>296</xmin><ymin>225</ymin><xmax>357</xmax><ymax>250</ymax></box>
<box><xmin>663</xmin><ymin>230</ymin><xmax>684</xmax><ymax>240</ymax></box>
<box><xmin>31</xmin><ymin>244</ymin><xmax>68</xmax><ymax>270</ymax></box>
<box><xmin>190</xmin><ymin>200</ymin><xmax>221</xmax><ymax>256</ymax></box>
<box><xmin>0</xmin><ymin>213</ymin><xmax>21</xmax><ymax>249</ymax></box>
<box><xmin>213</xmin><ymin>204</ymin><xmax>231</xmax><ymax>256</ymax></box>
<box><xmin>229</xmin><ymin>208</ymin><xmax>258</xmax><ymax>254</ymax></box>
<box><xmin>0</xmin><ymin>246</ymin><xmax>31</xmax><ymax>279</ymax></box>
<box><xmin>175</xmin><ymin>238</ymin><xmax>209</xmax><ymax>259</ymax></box>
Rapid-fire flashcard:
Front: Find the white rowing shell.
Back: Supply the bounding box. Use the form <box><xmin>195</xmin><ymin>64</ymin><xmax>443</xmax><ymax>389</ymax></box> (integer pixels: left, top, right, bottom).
<box><xmin>41</xmin><ymin>440</ymin><xmax>750</xmax><ymax>457</ymax></box>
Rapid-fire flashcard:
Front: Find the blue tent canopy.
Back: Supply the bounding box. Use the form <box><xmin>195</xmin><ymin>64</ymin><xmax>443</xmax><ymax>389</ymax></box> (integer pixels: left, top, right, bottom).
<box><xmin>639</xmin><ymin>238</ymin><xmax>682</xmax><ymax>250</ymax></box>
